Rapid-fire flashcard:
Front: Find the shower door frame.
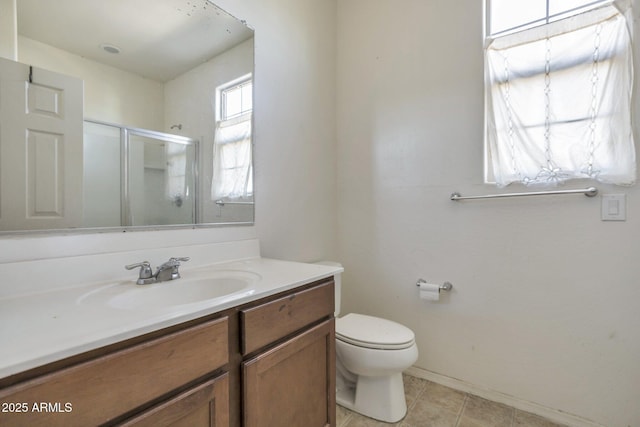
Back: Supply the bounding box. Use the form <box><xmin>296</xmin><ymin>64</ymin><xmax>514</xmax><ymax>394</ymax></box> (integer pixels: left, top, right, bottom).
<box><xmin>85</xmin><ymin>119</ymin><xmax>200</xmax><ymax>227</ymax></box>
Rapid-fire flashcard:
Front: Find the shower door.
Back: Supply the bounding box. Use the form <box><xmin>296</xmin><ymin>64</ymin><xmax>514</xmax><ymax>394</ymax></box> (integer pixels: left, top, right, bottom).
<box><xmin>126</xmin><ymin>129</ymin><xmax>197</xmax><ymax>226</ymax></box>
<box><xmin>82</xmin><ymin>121</ymin><xmax>198</xmax><ymax>227</ymax></box>
<box><xmin>83</xmin><ymin>121</ymin><xmax>122</xmax><ymax>227</ymax></box>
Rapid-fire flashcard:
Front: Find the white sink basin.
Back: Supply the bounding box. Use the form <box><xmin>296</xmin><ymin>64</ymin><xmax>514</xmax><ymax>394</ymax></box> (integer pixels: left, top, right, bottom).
<box><xmin>78</xmin><ymin>269</ymin><xmax>259</xmax><ymax>310</ymax></box>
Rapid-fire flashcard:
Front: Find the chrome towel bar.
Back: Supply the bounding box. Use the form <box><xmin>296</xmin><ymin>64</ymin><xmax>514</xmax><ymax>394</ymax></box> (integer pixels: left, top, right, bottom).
<box><xmin>450</xmin><ymin>186</ymin><xmax>598</xmax><ymax>201</ymax></box>
<box><xmin>215</xmin><ymin>200</ymin><xmax>255</xmax><ymax>206</ymax></box>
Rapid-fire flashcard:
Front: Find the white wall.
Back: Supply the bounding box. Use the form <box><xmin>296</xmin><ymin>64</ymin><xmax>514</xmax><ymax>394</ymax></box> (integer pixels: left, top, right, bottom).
<box><xmin>0</xmin><ymin>0</ymin><xmax>337</xmax><ymax>265</ymax></box>
<box><xmin>0</xmin><ymin>0</ymin><xmax>17</xmax><ymax>60</ymax></box>
<box><xmin>18</xmin><ymin>36</ymin><xmax>164</xmax><ymax>130</ymax></box>
<box><xmin>336</xmin><ymin>1</ymin><xmax>640</xmax><ymax>426</ymax></box>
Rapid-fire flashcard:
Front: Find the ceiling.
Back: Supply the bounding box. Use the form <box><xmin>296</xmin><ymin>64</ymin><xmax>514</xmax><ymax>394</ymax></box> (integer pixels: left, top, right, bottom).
<box><xmin>17</xmin><ymin>0</ymin><xmax>254</xmax><ymax>82</ymax></box>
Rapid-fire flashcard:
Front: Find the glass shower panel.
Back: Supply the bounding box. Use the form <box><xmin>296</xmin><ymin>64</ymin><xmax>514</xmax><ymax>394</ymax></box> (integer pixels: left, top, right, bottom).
<box><xmin>83</xmin><ymin>122</ymin><xmax>122</xmax><ymax>227</ymax></box>
<box><xmin>127</xmin><ymin>131</ymin><xmax>196</xmax><ymax>226</ymax></box>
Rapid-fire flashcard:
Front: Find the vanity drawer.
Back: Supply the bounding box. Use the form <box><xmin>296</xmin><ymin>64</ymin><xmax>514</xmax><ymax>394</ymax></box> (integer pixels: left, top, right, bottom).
<box><xmin>120</xmin><ymin>373</ymin><xmax>229</xmax><ymax>427</ymax></box>
<box><xmin>0</xmin><ymin>316</ymin><xmax>228</xmax><ymax>427</ymax></box>
<box><xmin>240</xmin><ymin>280</ymin><xmax>334</xmax><ymax>355</ymax></box>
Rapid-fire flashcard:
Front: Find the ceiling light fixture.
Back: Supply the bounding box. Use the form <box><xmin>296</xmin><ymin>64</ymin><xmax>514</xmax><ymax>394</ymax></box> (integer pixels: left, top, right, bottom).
<box><xmin>100</xmin><ymin>43</ymin><xmax>121</xmax><ymax>54</ymax></box>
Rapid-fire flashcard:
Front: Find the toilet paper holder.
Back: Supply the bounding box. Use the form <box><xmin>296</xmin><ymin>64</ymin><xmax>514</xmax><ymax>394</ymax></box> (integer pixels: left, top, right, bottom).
<box><xmin>416</xmin><ymin>279</ymin><xmax>453</xmax><ymax>292</ymax></box>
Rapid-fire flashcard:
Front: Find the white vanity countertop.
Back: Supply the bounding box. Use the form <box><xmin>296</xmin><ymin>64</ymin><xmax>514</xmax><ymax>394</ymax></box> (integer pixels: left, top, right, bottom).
<box><xmin>0</xmin><ymin>257</ymin><xmax>342</xmax><ymax>380</ymax></box>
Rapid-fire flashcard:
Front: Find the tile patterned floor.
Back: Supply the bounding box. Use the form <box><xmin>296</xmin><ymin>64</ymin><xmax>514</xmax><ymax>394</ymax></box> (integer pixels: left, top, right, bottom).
<box><xmin>337</xmin><ymin>375</ymin><xmax>567</xmax><ymax>427</ymax></box>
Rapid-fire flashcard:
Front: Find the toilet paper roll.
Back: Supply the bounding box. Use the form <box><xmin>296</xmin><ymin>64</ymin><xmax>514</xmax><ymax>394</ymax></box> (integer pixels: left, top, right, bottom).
<box><xmin>418</xmin><ymin>282</ymin><xmax>440</xmax><ymax>301</ymax></box>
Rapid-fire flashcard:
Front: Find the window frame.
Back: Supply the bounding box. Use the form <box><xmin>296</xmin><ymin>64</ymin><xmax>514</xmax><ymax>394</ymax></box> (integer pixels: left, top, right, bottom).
<box><xmin>485</xmin><ymin>0</ymin><xmax>613</xmax><ymax>40</ymax></box>
<box><xmin>216</xmin><ymin>74</ymin><xmax>253</xmax><ymax>122</ymax></box>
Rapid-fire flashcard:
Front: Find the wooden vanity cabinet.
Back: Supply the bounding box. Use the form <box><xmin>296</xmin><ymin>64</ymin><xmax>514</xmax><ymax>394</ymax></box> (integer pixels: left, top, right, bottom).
<box><xmin>0</xmin><ymin>277</ymin><xmax>336</xmax><ymax>427</ymax></box>
<box><xmin>240</xmin><ymin>280</ymin><xmax>336</xmax><ymax>427</ymax></box>
<box><xmin>0</xmin><ymin>317</ymin><xmax>229</xmax><ymax>427</ymax></box>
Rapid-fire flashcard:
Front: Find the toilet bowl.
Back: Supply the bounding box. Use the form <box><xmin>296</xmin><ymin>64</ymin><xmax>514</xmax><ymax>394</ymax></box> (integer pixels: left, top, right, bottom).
<box><xmin>314</xmin><ymin>262</ymin><xmax>418</xmax><ymax>423</ymax></box>
<box><xmin>336</xmin><ymin>313</ymin><xmax>418</xmax><ymax>422</ymax></box>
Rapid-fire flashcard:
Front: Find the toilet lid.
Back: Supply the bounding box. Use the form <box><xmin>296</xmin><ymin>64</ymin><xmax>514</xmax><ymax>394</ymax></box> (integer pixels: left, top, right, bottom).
<box><xmin>336</xmin><ymin>313</ymin><xmax>415</xmax><ymax>350</ymax></box>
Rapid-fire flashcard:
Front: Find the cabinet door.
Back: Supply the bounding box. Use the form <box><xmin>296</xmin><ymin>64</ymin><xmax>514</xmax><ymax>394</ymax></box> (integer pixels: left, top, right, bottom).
<box><xmin>119</xmin><ymin>374</ymin><xmax>229</xmax><ymax>427</ymax></box>
<box><xmin>243</xmin><ymin>319</ymin><xmax>336</xmax><ymax>427</ymax></box>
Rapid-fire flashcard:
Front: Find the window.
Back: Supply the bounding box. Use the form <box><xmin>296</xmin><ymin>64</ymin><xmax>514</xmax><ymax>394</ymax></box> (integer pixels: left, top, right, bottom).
<box><xmin>485</xmin><ymin>0</ymin><xmax>635</xmax><ymax>187</ymax></box>
<box><xmin>220</xmin><ymin>79</ymin><xmax>253</xmax><ymax>121</ymax></box>
<box><xmin>212</xmin><ymin>76</ymin><xmax>253</xmax><ymax>201</ymax></box>
<box><xmin>488</xmin><ymin>0</ymin><xmax>612</xmax><ymax>37</ymax></box>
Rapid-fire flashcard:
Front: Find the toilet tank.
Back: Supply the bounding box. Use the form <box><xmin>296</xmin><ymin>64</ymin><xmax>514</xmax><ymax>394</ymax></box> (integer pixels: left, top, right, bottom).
<box><xmin>314</xmin><ymin>261</ymin><xmax>342</xmax><ymax>317</ymax></box>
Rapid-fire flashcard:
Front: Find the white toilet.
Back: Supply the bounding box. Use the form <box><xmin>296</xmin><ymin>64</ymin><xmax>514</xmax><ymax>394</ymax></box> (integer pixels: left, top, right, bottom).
<box><xmin>317</xmin><ymin>262</ymin><xmax>418</xmax><ymax>423</ymax></box>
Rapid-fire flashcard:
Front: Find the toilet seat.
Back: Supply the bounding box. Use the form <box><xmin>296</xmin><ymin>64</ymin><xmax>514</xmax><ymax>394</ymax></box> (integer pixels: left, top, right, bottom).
<box><xmin>336</xmin><ymin>313</ymin><xmax>415</xmax><ymax>350</ymax></box>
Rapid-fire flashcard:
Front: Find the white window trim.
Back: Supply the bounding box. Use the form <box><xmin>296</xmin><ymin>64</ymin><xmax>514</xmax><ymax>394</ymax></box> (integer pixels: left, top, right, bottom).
<box><xmin>215</xmin><ymin>73</ymin><xmax>253</xmax><ymax>122</ymax></box>
<box><xmin>485</xmin><ymin>0</ymin><xmax>613</xmax><ymax>40</ymax></box>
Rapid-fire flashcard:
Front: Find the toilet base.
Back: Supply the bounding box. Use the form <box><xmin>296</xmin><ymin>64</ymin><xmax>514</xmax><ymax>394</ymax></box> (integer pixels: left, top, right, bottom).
<box><xmin>336</xmin><ymin>372</ymin><xmax>407</xmax><ymax>423</ymax></box>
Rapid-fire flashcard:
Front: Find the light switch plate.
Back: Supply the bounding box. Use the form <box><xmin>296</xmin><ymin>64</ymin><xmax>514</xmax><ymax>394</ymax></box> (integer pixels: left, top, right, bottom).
<box><xmin>601</xmin><ymin>194</ymin><xmax>626</xmax><ymax>221</ymax></box>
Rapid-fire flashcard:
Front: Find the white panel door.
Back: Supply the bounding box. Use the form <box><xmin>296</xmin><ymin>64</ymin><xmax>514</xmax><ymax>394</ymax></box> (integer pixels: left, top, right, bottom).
<box><xmin>0</xmin><ymin>57</ymin><xmax>83</xmax><ymax>231</ymax></box>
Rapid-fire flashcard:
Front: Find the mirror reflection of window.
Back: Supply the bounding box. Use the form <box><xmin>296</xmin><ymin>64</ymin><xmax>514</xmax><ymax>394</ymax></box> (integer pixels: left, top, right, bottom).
<box><xmin>213</xmin><ymin>76</ymin><xmax>253</xmax><ymax>202</ymax></box>
<box><xmin>221</xmin><ymin>79</ymin><xmax>253</xmax><ymax>120</ymax></box>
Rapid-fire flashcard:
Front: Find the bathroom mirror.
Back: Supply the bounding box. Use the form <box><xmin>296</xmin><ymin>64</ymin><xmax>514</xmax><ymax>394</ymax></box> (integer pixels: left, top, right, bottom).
<box><xmin>0</xmin><ymin>0</ymin><xmax>254</xmax><ymax>233</ymax></box>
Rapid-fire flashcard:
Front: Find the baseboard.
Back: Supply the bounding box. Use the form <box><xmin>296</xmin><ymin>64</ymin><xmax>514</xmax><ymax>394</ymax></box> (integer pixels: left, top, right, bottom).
<box><xmin>404</xmin><ymin>366</ymin><xmax>606</xmax><ymax>427</ymax></box>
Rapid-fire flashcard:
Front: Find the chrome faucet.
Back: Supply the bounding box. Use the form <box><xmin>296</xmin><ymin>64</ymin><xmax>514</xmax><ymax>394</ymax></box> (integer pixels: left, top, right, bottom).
<box><xmin>155</xmin><ymin>257</ymin><xmax>190</xmax><ymax>282</ymax></box>
<box><xmin>125</xmin><ymin>257</ymin><xmax>190</xmax><ymax>285</ymax></box>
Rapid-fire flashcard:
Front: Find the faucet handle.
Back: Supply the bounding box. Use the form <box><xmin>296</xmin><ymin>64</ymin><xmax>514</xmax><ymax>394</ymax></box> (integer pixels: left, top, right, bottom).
<box><xmin>125</xmin><ymin>261</ymin><xmax>154</xmax><ymax>284</ymax></box>
<box><xmin>125</xmin><ymin>261</ymin><xmax>152</xmax><ymax>272</ymax></box>
<box><xmin>156</xmin><ymin>257</ymin><xmax>190</xmax><ymax>281</ymax></box>
<box><xmin>162</xmin><ymin>257</ymin><xmax>190</xmax><ymax>268</ymax></box>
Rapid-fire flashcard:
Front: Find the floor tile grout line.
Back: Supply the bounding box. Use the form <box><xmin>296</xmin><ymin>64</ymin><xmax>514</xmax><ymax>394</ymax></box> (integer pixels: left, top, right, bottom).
<box><xmin>397</xmin><ymin>381</ymin><xmax>425</xmax><ymax>427</ymax></box>
<box><xmin>406</xmin><ymin>380</ymin><xmax>427</xmax><ymax>414</ymax></box>
<box><xmin>337</xmin><ymin>406</ymin><xmax>352</xmax><ymax>427</ymax></box>
<box><xmin>454</xmin><ymin>393</ymin><xmax>469</xmax><ymax>427</ymax></box>
<box><xmin>341</xmin><ymin>412</ymin><xmax>352</xmax><ymax>427</ymax></box>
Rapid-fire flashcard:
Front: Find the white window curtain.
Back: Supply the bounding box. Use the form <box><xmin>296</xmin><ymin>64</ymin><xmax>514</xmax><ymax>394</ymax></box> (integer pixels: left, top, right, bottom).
<box><xmin>165</xmin><ymin>143</ymin><xmax>190</xmax><ymax>204</ymax></box>
<box><xmin>486</xmin><ymin>2</ymin><xmax>635</xmax><ymax>187</ymax></box>
<box><xmin>212</xmin><ymin>114</ymin><xmax>253</xmax><ymax>200</ymax></box>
